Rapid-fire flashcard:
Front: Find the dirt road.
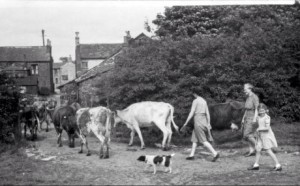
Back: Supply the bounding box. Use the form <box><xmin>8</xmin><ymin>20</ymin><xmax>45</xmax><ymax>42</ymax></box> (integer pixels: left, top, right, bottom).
<box><xmin>7</xmin><ymin>123</ymin><xmax>295</xmax><ymax>186</ymax></box>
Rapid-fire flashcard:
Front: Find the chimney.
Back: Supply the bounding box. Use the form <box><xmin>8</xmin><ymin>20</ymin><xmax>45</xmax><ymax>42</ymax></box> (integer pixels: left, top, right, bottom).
<box><xmin>123</xmin><ymin>31</ymin><xmax>131</xmax><ymax>45</ymax></box>
<box><xmin>42</xmin><ymin>29</ymin><xmax>45</xmax><ymax>46</ymax></box>
<box><xmin>46</xmin><ymin>39</ymin><xmax>51</xmax><ymax>46</ymax></box>
<box><xmin>68</xmin><ymin>55</ymin><xmax>72</xmax><ymax>62</ymax></box>
<box><xmin>75</xmin><ymin>32</ymin><xmax>80</xmax><ymax>45</ymax></box>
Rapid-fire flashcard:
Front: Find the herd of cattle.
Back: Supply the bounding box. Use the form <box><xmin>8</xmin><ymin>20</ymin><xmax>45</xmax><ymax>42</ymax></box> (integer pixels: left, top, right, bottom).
<box><xmin>19</xmin><ymin>98</ymin><xmax>245</xmax><ymax>159</ymax></box>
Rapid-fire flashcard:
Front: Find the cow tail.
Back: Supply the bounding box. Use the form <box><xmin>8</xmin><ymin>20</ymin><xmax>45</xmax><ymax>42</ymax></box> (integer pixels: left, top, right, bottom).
<box><xmin>169</xmin><ymin>105</ymin><xmax>179</xmax><ymax>132</ymax></box>
<box><xmin>35</xmin><ymin>113</ymin><xmax>41</xmax><ymax>132</ymax></box>
<box><xmin>105</xmin><ymin>109</ymin><xmax>112</xmax><ymax>137</ymax></box>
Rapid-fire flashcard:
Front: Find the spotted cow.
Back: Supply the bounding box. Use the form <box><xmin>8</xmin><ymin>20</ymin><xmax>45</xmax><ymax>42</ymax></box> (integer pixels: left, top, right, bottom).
<box><xmin>76</xmin><ymin>106</ymin><xmax>112</xmax><ymax>159</ymax></box>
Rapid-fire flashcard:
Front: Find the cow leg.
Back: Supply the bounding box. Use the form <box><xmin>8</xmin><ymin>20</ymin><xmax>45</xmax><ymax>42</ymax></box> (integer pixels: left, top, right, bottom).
<box><xmin>154</xmin><ymin>121</ymin><xmax>169</xmax><ymax>150</ymax></box>
<box><xmin>45</xmin><ymin>118</ymin><xmax>50</xmax><ymax>132</ymax></box>
<box><xmin>166</xmin><ymin>127</ymin><xmax>173</xmax><ymax>150</ymax></box>
<box><xmin>24</xmin><ymin>124</ymin><xmax>27</xmax><ymax>139</ymax></box>
<box><xmin>72</xmin><ymin>134</ymin><xmax>76</xmax><ymax>148</ymax></box>
<box><xmin>68</xmin><ymin>133</ymin><xmax>75</xmax><ymax>148</ymax></box>
<box><xmin>85</xmin><ymin>139</ymin><xmax>91</xmax><ymax>156</ymax></box>
<box><xmin>33</xmin><ymin>123</ymin><xmax>38</xmax><ymax>140</ymax></box>
<box><xmin>103</xmin><ymin>137</ymin><xmax>109</xmax><ymax>159</ymax></box>
<box><xmin>57</xmin><ymin>132</ymin><xmax>63</xmax><ymax>147</ymax></box>
<box><xmin>99</xmin><ymin>142</ymin><xmax>104</xmax><ymax>159</ymax></box>
<box><xmin>132</xmin><ymin>124</ymin><xmax>145</xmax><ymax>149</ymax></box>
<box><xmin>30</xmin><ymin>128</ymin><xmax>34</xmax><ymax>141</ymax></box>
<box><xmin>128</xmin><ymin>129</ymin><xmax>135</xmax><ymax>146</ymax></box>
<box><xmin>40</xmin><ymin>118</ymin><xmax>44</xmax><ymax>130</ymax></box>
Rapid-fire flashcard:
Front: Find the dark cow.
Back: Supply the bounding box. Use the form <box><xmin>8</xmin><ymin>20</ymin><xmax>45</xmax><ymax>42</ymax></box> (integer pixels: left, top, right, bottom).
<box><xmin>52</xmin><ymin>102</ymin><xmax>81</xmax><ymax>148</ymax></box>
<box><xmin>20</xmin><ymin>107</ymin><xmax>39</xmax><ymax>141</ymax></box>
<box><xmin>208</xmin><ymin>100</ymin><xmax>245</xmax><ymax>131</ymax></box>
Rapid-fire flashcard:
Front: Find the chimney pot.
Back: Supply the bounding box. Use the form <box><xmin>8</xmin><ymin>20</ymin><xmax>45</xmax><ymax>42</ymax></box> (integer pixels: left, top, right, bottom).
<box><xmin>75</xmin><ymin>32</ymin><xmax>80</xmax><ymax>45</ymax></box>
<box><xmin>42</xmin><ymin>29</ymin><xmax>45</xmax><ymax>46</ymax></box>
<box><xmin>124</xmin><ymin>31</ymin><xmax>131</xmax><ymax>45</ymax></box>
<box><xmin>46</xmin><ymin>39</ymin><xmax>51</xmax><ymax>46</ymax></box>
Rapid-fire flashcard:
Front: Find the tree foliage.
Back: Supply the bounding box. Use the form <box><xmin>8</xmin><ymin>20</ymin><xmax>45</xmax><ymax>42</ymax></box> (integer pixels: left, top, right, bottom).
<box><xmin>0</xmin><ymin>72</ymin><xmax>20</xmax><ymax>143</ymax></box>
<box><xmin>95</xmin><ymin>5</ymin><xmax>300</xmax><ymax>123</ymax></box>
<box><xmin>152</xmin><ymin>5</ymin><xmax>300</xmax><ymax>39</ymax></box>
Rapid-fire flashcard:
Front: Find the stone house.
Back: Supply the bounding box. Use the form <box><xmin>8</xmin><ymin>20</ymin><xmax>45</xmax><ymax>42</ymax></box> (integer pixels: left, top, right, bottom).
<box><xmin>53</xmin><ymin>56</ymin><xmax>76</xmax><ymax>93</ymax></box>
<box><xmin>0</xmin><ymin>41</ymin><xmax>54</xmax><ymax>95</ymax></box>
<box><xmin>58</xmin><ymin>32</ymin><xmax>150</xmax><ymax>106</ymax></box>
<box><xmin>75</xmin><ymin>32</ymin><xmax>126</xmax><ymax>77</ymax></box>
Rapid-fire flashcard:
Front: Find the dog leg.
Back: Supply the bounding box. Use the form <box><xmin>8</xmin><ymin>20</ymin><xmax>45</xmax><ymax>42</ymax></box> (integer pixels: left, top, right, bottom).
<box><xmin>153</xmin><ymin>165</ymin><xmax>157</xmax><ymax>174</ymax></box>
<box><xmin>169</xmin><ymin>167</ymin><xmax>172</xmax><ymax>173</ymax></box>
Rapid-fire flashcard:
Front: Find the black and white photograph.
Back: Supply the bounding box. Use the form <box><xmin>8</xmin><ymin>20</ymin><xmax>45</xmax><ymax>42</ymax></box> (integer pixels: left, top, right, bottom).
<box><xmin>0</xmin><ymin>0</ymin><xmax>299</xmax><ymax>185</ymax></box>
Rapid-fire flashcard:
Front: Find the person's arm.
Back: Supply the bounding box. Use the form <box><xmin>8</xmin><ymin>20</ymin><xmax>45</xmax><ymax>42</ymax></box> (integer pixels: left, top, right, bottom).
<box><xmin>252</xmin><ymin>95</ymin><xmax>259</xmax><ymax>123</ymax></box>
<box><xmin>205</xmin><ymin>103</ymin><xmax>211</xmax><ymax>129</ymax></box>
<box><xmin>182</xmin><ymin>100</ymin><xmax>197</xmax><ymax>127</ymax></box>
<box><xmin>241</xmin><ymin>111</ymin><xmax>246</xmax><ymax>124</ymax></box>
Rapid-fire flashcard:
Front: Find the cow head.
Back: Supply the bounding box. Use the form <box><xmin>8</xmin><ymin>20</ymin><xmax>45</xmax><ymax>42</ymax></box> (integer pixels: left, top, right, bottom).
<box><xmin>112</xmin><ymin>110</ymin><xmax>122</xmax><ymax>128</ymax></box>
<box><xmin>37</xmin><ymin>103</ymin><xmax>46</xmax><ymax>120</ymax></box>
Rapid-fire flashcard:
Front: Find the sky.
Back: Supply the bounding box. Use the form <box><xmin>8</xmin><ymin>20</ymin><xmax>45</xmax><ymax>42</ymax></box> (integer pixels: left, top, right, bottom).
<box><xmin>0</xmin><ymin>0</ymin><xmax>295</xmax><ymax>62</ymax></box>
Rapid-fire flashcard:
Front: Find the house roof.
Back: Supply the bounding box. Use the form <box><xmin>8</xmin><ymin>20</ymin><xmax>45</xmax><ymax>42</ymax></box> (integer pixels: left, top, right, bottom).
<box><xmin>132</xmin><ymin>33</ymin><xmax>150</xmax><ymax>41</ymax></box>
<box><xmin>57</xmin><ymin>79</ymin><xmax>75</xmax><ymax>89</ymax></box>
<box><xmin>53</xmin><ymin>62</ymin><xmax>65</xmax><ymax>69</ymax></box>
<box><xmin>57</xmin><ymin>52</ymin><xmax>117</xmax><ymax>89</ymax></box>
<box><xmin>75</xmin><ymin>56</ymin><xmax>115</xmax><ymax>83</ymax></box>
<box><xmin>0</xmin><ymin>46</ymin><xmax>51</xmax><ymax>62</ymax></box>
<box><xmin>79</xmin><ymin>43</ymin><xmax>123</xmax><ymax>59</ymax></box>
<box><xmin>57</xmin><ymin>33</ymin><xmax>150</xmax><ymax>89</ymax></box>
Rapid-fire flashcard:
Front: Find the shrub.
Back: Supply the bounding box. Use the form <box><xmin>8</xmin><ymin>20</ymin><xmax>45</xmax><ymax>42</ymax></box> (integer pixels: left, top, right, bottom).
<box><xmin>0</xmin><ymin>72</ymin><xmax>21</xmax><ymax>143</ymax></box>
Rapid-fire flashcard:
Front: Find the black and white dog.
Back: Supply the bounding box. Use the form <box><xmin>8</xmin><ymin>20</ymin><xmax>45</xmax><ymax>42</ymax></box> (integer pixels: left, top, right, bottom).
<box><xmin>137</xmin><ymin>154</ymin><xmax>175</xmax><ymax>174</ymax></box>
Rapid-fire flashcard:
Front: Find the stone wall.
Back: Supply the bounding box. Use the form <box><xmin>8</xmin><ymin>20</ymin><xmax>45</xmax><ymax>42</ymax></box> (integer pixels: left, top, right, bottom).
<box><xmin>78</xmin><ymin>77</ymin><xmax>102</xmax><ymax>107</ymax></box>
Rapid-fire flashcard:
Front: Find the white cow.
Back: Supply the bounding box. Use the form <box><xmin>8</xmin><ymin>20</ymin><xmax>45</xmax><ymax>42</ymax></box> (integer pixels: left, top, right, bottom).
<box><xmin>113</xmin><ymin>101</ymin><xmax>179</xmax><ymax>150</ymax></box>
<box><xmin>76</xmin><ymin>106</ymin><xmax>112</xmax><ymax>159</ymax></box>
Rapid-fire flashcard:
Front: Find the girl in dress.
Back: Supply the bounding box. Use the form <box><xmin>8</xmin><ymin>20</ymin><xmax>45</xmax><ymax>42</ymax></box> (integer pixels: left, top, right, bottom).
<box><xmin>247</xmin><ymin>103</ymin><xmax>282</xmax><ymax>171</ymax></box>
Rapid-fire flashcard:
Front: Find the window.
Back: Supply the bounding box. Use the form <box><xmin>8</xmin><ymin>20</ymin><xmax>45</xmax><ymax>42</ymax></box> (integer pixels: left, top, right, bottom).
<box><xmin>62</xmin><ymin>75</ymin><xmax>68</xmax><ymax>80</ymax></box>
<box><xmin>81</xmin><ymin>62</ymin><xmax>88</xmax><ymax>68</ymax></box>
<box><xmin>54</xmin><ymin>69</ymin><xmax>58</xmax><ymax>75</ymax></box>
<box><xmin>55</xmin><ymin>78</ymin><xmax>58</xmax><ymax>84</ymax></box>
<box><xmin>31</xmin><ymin>64</ymin><xmax>38</xmax><ymax>75</ymax></box>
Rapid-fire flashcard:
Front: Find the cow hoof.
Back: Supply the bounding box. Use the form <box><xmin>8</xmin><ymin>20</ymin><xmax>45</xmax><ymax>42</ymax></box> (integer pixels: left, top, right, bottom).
<box><xmin>140</xmin><ymin>147</ymin><xmax>146</xmax><ymax>150</ymax></box>
<box><xmin>128</xmin><ymin>144</ymin><xmax>133</xmax><ymax>147</ymax></box>
<box><xmin>162</xmin><ymin>147</ymin><xmax>169</xmax><ymax>151</ymax></box>
<box><xmin>69</xmin><ymin>145</ymin><xmax>75</xmax><ymax>148</ymax></box>
<box><xmin>58</xmin><ymin>144</ymin><xmax>63</xmax><ymax>147</ymax></box>
<box><xmin>78</xmin><ymin>150</ymin><xmax>83</xmax><ymax>154</ymax></box>
<box><xmin>99</xmin><ymin>155</ymin><xmax>104</xmax><ymax>159</ymax></box>
<box><xmin>86</xmin><ymin>152</ymin><xmax>91</xmax><ymax>156</ymax></box>
<box><xmin>46</xmin><ymin>129</ymin><xmax>49</xmax><ymax>132</ymax></box>
<box><xmin>103</xmin><ymin>155</ymin><xmax>109</xmax><ymax>159</ymax></box>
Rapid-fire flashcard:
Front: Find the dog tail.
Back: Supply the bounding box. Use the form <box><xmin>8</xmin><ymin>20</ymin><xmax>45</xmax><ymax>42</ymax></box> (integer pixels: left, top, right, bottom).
<box><xmin>170</xmin><ymin>153</ymin><xmax>175</xmax><ymax>157</ymax></box>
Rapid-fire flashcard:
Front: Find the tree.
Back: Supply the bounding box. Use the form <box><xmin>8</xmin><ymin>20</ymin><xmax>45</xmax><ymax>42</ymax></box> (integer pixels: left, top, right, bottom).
<box><xmin>152</xmin><ymin>5</ymin><xmax>300</xmax><ymax>39</ymax></box>
<box><xmin>94</xmin><ymin>5</ymin><xmax>300</xmax><ymax>123</ymax></box>
<box><xmin>0</xmin><ymin>72</ymin><xmax>21</xmax><ymax>143</ymax></box>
